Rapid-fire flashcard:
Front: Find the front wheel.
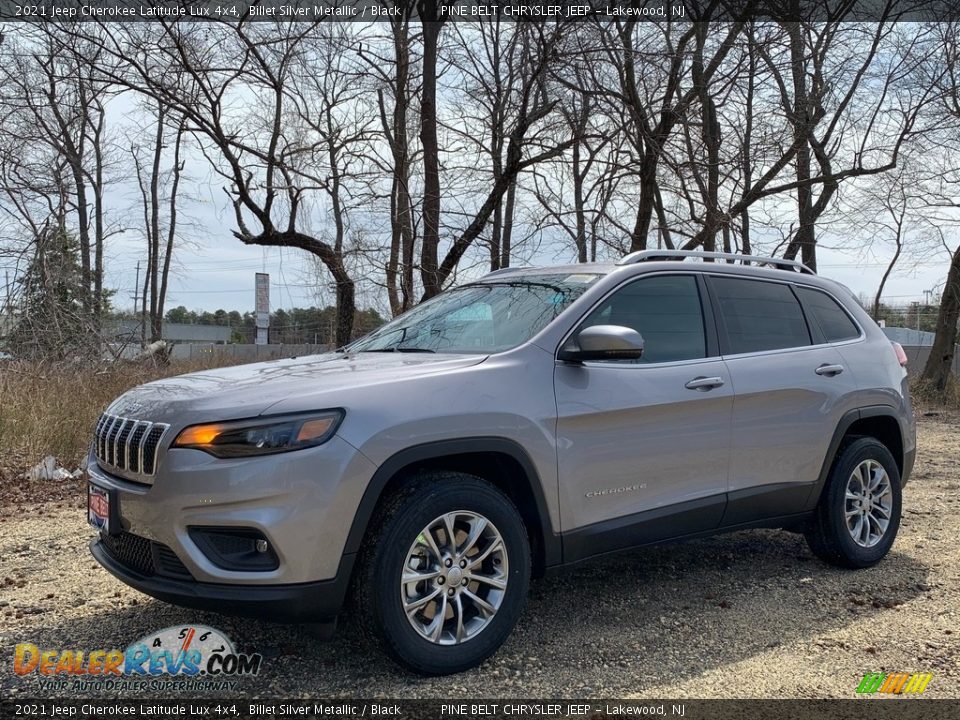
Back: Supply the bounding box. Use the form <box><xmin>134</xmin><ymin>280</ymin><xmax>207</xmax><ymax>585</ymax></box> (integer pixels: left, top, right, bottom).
<box><xmin>356</xmin><ymin>472</ymin><xmax>531</xmax><ymax>674</ymax></box>
<box><xmin>805</xmin><ymin>437</ymin><xmax>902</xmax><ymax>568</ymax></box>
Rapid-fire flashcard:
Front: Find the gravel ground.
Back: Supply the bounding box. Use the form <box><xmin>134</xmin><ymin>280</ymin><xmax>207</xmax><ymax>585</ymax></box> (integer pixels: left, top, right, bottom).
<box><xmin>1</xmin><ymin>414</ymin><xmax>958</xmax><ymax>699</ymax></box>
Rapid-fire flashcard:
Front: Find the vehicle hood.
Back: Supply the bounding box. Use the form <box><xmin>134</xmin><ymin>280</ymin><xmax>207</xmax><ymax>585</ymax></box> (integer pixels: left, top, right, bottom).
<box><xmin>106</xmin><ymin>352</ymin><xmax>489</xmax><ymax>425</ymax></box>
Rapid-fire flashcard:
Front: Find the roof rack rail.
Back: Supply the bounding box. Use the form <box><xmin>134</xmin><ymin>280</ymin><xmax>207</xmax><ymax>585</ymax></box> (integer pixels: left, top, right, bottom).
<box><xmin>617</xmin><ymin>250</ymin><xmax>815</xmax><ymax>275</ymax></box>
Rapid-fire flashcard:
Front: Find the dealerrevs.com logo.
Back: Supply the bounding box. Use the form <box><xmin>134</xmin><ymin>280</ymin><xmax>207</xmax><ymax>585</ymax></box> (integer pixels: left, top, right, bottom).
<box><xmin>856</xmin><ymin>672</ymin><xmax>933</xmax><ymax>695</ymax></box>
<box><xmin>13</xmin><ymin>625</ymin><xmax>262</xmax><ymax>692</ymax></box>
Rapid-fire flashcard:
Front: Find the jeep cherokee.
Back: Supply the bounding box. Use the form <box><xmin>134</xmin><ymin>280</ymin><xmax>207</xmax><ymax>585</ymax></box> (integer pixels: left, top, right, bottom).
<box><xmin>87</xmin><ymin>250</ymin><xmax>916</xmax><ymax>674</ymax></box>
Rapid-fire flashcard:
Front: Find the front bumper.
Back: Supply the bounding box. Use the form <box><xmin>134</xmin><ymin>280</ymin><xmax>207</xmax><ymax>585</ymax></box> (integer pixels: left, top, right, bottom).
<box><xmin>91</xmin><ymin>537</ymin><xmax>352</xmax><ymax>624</ymax></box>
<box><xmin>87</xmin><ymin>433</ymin><xmax>377</xmax><ymax>620</ymax></box>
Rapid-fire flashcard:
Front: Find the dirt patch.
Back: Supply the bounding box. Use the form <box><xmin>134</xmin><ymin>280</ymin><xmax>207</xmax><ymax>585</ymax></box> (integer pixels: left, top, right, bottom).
<box><xmin>0</xmin><ymin>416</ymin><xmax>957</xmax><ymax>699</ymax></box>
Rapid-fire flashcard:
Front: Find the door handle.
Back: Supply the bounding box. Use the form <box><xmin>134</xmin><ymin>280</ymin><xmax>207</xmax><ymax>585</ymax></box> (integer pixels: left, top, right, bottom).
<box><xmin>685</xmin><ymin>376</ymin><xmax>725</xmax><ymax>391</ymax></box>
<box><xmin>815</xmin><ymin>364</ymin><xmax>845</xmax><ymax>377</ymax></box>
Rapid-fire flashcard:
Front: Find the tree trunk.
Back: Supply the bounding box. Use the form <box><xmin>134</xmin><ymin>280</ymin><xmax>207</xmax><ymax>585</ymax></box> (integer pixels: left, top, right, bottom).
<box><xmin>156</xmin><ymin>120</ymin><xmax>184</xmax><ymax>341</ymax></box>
<box><xmin>148</xmin><ymin>105</ymin><xmax>165</xmax><ymax>342</ymax></box>
<box><xmin>782</xmin><ymin>20</ymin><xmax>818</xmax><ymax>271</ymax></box>
<box><xmin>382</xmin><ymin>22</ymin><xmax>415</xmax><ymax>316</ymax></box>
<box><xmin>740</xmin><ymin>25</ymin><xmax>756</xmax><ymax>256</ymax></box>
<box><xmin>693</xmin><ymin>24</ymin><xmax>722</xmax><ymax>252</ymax></box>
<box><xmin>572</xmin><ymin>140</ymin><xmax>587</xmax><ymax>263</ymax></box>
<box><xmin>386</xmin><ymin>175</ymin><xmax>402</xmax><ymax>316</ymax></box>
<box><xmin>419</xmin><ymin>14</ymin><xmax>444</xmax><ymax>299</ymax></box>
<box><xmin>91</xmin><ymin>109</ymin><xmax>106</xmax><ymax>328</ymax></box>
<box><xmin>501</xmin><ymin>179</ymin><xmax>516</xmax><ymax>269</ymax></box>
<box><xmin>629</xmin><ymin>150</ymin><xmax>658</xmax><ymax>252</ymax></box>
<box><xmin>920</xmin><ymin>245</ymin><xmax>960</xmax><ymax>394</ymax></box>
<box><xmin>489</xmin><ymin>198</ymin><xmax>502</xmax><ymax>271</ymax></box>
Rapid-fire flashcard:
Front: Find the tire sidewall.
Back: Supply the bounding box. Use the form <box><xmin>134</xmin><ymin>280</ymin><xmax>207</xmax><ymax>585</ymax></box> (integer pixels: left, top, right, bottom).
<box><xmin>826</xmin><ymin>438</ymin><xmax>902</xmax><ymax>567</ymax></box>
<box><xmin>371</xmin><ymin>478</ymin><xmax>531</xmax><ymax>674</ymax></box>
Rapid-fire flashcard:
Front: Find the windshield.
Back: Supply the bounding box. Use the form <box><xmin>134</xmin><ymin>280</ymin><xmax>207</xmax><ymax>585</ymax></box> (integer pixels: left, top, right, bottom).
<box><xmin>346</xmin><ymin>273</ymin><xmax>601</xmax><ymax>354</ymax></box>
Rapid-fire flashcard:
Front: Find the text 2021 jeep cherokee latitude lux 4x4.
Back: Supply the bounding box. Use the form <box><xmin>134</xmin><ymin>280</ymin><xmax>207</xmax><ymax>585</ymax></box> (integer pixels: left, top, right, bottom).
<box><xmin>87</xmin><ymin>250</ymin><xmax>916</xmax><ymax>674</ymax></box>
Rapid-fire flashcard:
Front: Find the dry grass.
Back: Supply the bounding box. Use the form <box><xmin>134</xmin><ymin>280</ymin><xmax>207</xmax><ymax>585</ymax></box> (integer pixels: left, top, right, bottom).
<box><xmin>1</xmin><ymin>360</ymin><xmax>956</xmax><ymax>482</ymax></box>
<box><xmin>911</xmin><ymin>375</ymin><xmax>960</xmax><ymax>410</ymax></box>
<box><xmin>0</xmin><ymin>357</ymin><xmax>236</xmax><ymax>477</ymax></box>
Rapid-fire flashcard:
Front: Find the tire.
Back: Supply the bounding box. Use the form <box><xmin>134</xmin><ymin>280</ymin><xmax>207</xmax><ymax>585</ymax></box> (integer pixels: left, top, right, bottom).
<box><xmin>355</xmin><ymin>472</ymin><xmax>531</xmax><ymax>675</ymax></box>
<box><xmin>805</xmin><ymin>437</ymin><xmax>902</xmax><ymax>569</ymax></box>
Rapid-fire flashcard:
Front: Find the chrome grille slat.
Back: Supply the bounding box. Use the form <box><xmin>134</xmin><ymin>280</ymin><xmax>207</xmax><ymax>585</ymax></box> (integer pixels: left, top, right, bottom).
<box><xmin>143</xmin><ymin>425</ymin><xmax>166</xmax><ymax>475</ymax></box>
<box><xmin>99</xmin><ymin>415</ymin><xmax>116</xmax><ymax>459</ymax></box>
<box><xmin>124</xmin><ymin>421</ymin><xmax>134</xmax><ymax>469</ymax></box>
<box><xmin>94</xmin><ymin>415</ymin><xmax>108</xmax><ymax>458</ymax></box>
<box><xmin>115</xmin><ymin>419</ymin><xmax>133</xmax><ymax>470</ymax></box>
<box><xmin>128</xmin><ymin>423</ymin><xmax>148</xmax><ymax>473</ymax></box>
<box><xmin>138</xmin><ymin>421</ymin><xmax>153</xmax><ymax>475</ymax></box>
<box><xmin>99</xmin><ymin>415</ymin><xmax>115</xmax><ymax>467</ymax></box>
<box><xmin>93</xmin><ymin>413</ymin><xmax>168</xmax><ymax>481</ymax></box>
<box><xmin>105</xmin><ymin>416</ymin><xmax>121</xmax><ymax>465</ymax></box>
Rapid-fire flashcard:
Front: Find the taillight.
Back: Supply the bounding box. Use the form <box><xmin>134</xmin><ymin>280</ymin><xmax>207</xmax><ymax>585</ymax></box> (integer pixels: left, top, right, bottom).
<box><xmin>891</xmin><ymin>341</ymin><xmax>908</xmax><ymax>367</ymax></box>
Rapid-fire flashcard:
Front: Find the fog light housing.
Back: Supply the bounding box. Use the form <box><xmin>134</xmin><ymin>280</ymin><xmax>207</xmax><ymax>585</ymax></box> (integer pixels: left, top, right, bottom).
<box><xmin>188</xmin><ymin>527</ymin><xmax>279</xmax><ymax>571</ymax></box>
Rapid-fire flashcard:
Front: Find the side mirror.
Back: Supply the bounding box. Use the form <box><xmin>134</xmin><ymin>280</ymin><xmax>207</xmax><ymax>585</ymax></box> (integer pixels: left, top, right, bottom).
<box><xmin>558</xmin><ymin>325</ymin><xmax>645</xmax><ymax>362</ymax></box>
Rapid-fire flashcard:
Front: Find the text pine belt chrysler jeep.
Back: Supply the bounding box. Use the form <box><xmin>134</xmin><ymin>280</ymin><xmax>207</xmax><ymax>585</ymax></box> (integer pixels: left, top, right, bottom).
<box><xmin>88</xmin><ymin>250</ymin><xmax>916</xmax><ymax>674</ymax></box>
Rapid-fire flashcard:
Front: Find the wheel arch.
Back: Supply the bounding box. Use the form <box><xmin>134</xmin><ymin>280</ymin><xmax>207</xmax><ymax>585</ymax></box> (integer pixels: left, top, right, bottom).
<box><xmin>343</xmin><ymin>438</ymin><xmax>561</xmax><ymax>577</ymax></box>
<box><xmin>805</xmin><ymin>405</ymin><xmax>905</xmax><ymax>511</ymax></box>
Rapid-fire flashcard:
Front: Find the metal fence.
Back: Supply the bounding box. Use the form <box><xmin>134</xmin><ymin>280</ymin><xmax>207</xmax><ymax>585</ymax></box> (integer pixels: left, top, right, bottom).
<box><xmin>170</xmin><ymin>343</ymin><xmax>332</xmax><ymax>362</ymax></box>
<box><xmin>899</xmin><ymin>345</ymin><xmax>960</xmax><ymax>377</ymax></box>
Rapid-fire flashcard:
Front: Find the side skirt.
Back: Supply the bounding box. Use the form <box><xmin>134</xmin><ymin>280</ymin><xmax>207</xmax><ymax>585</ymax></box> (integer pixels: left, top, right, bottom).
<box><xmin>559</xmin><ymin>491</ymin><xmax>814</xmax><ymax>568</ymax></box>
<box><xmin>561</xmin><ymin>494</ymin><xmax>726</xmax><ymax>565</ymax></box>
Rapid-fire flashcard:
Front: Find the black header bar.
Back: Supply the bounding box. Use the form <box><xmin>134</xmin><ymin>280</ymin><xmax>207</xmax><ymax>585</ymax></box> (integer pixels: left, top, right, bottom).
<box><xmin>0</xmin><ymin>0</ymin><xmax>956</xmax><ymax>23</ymax></box>
<box><xmin>2</xmin><ymin>699</ymin><xmax>959</xmax><ymax>720</ymax></box>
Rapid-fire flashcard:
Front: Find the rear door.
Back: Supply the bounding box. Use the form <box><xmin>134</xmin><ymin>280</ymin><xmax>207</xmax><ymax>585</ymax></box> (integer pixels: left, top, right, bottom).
<box><xmin>554</xmin><ymin>273</ymin><xmax>733</xmax><ymax>560</ymax></box>
<box><xmin>707</xmin><ymin>275</ymin><xmax>859</xmax><ymax>524</ymax></box>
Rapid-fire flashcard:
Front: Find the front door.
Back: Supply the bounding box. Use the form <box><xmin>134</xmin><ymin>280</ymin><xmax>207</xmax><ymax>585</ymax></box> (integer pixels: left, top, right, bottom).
<box><xmin>554</xmin><ymin>274</ymin><xmax>733</xmax><ymax>561</ymax></box>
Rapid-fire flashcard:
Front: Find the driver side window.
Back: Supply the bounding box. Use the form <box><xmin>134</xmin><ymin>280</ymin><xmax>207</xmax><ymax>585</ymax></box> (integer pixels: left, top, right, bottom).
<box><xmin>580</xmin><ymin>275</ymin><xmax>707</xmax><ymax>363</ymax></box>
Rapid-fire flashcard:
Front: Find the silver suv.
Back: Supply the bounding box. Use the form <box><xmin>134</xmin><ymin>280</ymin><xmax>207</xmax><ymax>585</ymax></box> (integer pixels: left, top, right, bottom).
<box><xmin>87</xmin><ymin>251</ymin><xmax>916</xmax><ymax>674</ymax></box>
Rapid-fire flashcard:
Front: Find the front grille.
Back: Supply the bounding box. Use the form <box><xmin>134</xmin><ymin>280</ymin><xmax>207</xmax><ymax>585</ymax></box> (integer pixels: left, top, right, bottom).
<box><xmin>155</xmin><ymin>545</ymin><xmax>192</xmax><ymax>579</ymax></box>
<box><xmin>101</xmin><ymin>532</ymin><xmax>154</xmax><ymax>575</ymax></box>
<box><xmin>100</xmin><ymin>531</ymin><xmax>193</xmax><ymax>580</ymax></box>
<box><xmin>93</xmin><ymin>414</ymin><xmax>169</xmax><ymax>478</ymax></box>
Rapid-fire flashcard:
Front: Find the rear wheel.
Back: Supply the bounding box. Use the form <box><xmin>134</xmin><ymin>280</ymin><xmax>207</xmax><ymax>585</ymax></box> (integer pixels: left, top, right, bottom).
<box><xmin>806</xmin><ymin>437</ymin><xmax>902</xmax><ymax>568</ymax></box>
<box><xmin>356</xmin><ymin>472</ymin><xmax>531</xmax><ymax>674</ymax></box>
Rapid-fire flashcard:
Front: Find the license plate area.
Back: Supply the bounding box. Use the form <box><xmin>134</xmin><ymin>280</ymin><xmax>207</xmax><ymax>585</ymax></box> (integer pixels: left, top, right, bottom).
<box><xmin>88</xmin><ymin>483</ymin><xmax>114</xmax><ymax>534</ymax></box>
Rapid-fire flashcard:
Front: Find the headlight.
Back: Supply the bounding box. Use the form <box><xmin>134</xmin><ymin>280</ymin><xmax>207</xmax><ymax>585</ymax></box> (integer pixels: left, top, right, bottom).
<box><xmin>171</xmin><ymin>410</ymin><xmax>344</xmax><ymax>458</ymax></box>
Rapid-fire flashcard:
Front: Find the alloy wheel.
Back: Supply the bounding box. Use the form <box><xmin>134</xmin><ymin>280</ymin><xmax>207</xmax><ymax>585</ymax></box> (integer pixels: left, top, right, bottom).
<box><xmin>400</xmin><ymin>511</ymin><xmax>508</xmax><ymax>645</ymax></box>
<box><xmin>844</xmin><ymin>459</ymin><xmax>893</xmax><ymax>548</ymax></box>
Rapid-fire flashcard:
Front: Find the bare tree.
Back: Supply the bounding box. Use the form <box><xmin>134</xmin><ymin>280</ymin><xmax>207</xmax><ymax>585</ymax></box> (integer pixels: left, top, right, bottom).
<box><xmin>357</xmin><ymin>13</ymin><xmax>420</xmax><ymax>316</ymax></box>
<box><xmin>701</xmin><ymin>18</ymin><xmax>939</xmax><ymax>269</ymax></box>
<box><xmin>73</xmin><ymin>21</ymin><xmax>361</xmax><ymax>345</ymax></box>
<box><xmin>131</xmin><ymin>103</ymin><xmax>185</xmax><ymax>344</ymax></box>
<box><xmin>421</xmin><ymin>21</ymin><xmax>577</xmax><ymax>298</ymax></box>
<box><xmin>586</xmin><ymin>15</ymin><xmax>748</xmax><ymax>252</ymax></box>
<box><xmin>0</xmin><ymin>26</ymin><xmax>116</xmax><ymax>323</ymax></box>
<box><xmin>529</xmin><ymin>78</ymin><xmax>625</xmax><ymax>263</ymax></box>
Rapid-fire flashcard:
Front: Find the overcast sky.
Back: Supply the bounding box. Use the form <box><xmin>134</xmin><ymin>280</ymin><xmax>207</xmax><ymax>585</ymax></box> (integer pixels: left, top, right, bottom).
<box><xmin>2</xmin><ymin>29</ymin><xmax>953</xmax><ymax>324</ymax></box>
<box><xmin>94</xmin><ymin>186</ymin><xmax>949</xmax><ymax>319</ymax></box>
<box><xmin>88</xmin><ymin>186</ymin><xmax>951</xmax><ymax>319</ymax></box>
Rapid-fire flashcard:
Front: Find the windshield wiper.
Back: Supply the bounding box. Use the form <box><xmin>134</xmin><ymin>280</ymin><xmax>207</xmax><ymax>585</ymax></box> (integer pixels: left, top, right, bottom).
<box><xmin>357</xmin><ymin>347</ymin><xmax>436</xmax><ymax>353</ymax></box>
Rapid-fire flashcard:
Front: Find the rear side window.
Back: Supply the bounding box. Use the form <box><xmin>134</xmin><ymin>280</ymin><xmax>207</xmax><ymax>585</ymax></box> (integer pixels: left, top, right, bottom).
<box><xmin>711</xmin><ymin>276</ymin><xmax>811</xmax><ymax>354</ymax></box>
<box><xmin>795</xmin><ymin>286</ymin><xmax>861</xmax><ymax>342</ymax></box>
<box><xmin>580</xmin><ymin>275</ymin><xmax>706</xmax><ymax>363</ymax></box>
